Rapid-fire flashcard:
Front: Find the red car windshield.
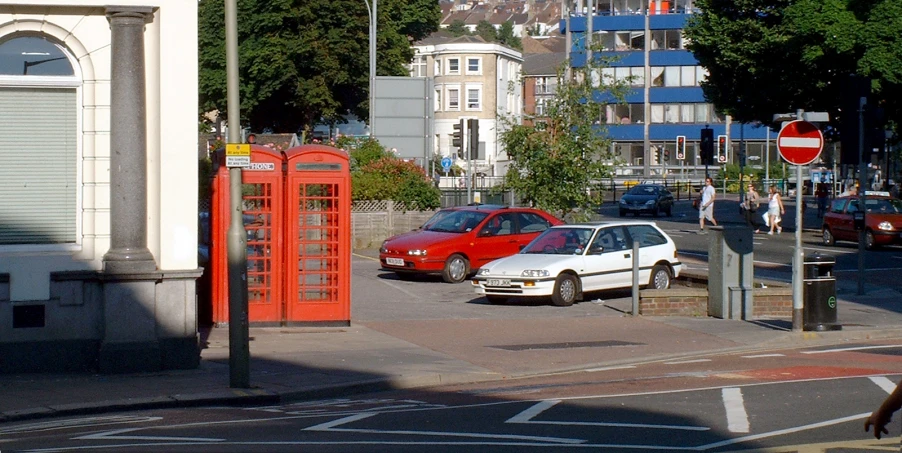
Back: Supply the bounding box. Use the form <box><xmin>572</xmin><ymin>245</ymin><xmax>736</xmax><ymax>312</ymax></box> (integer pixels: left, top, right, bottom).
<box><xmin>849</xmin><ymin>198</ymin><xmax>902</xmax><ymax>214</ymax></box>
<box><xmin>425</xmin><ymin>210</ymin><xmax>490</xmax><ymax>233</ymax></box>
<box><xmin>865</xmin><ymin>198</ymin><xmax>902</xmax><ymax>213</ymax></box>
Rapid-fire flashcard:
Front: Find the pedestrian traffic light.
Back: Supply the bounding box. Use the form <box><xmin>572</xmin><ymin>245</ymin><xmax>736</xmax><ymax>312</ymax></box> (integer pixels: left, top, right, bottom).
<box><xmin>717</xmin><ymin>135</ymin><xmax>728</xmax><ymax>163</ymax></box>
<box><xmin>467</xmin><ymin>118</ymin><xmax>479</xmax><ymax>160</ymax></box>
<box><xmin>676</xmin><ymin>135</ymin><xmax>686</xmax><ymax>160</ymax></box>
<box><xmin>452</xmin><ymin>119</ymin><xmax>464</xmax><ymax>151</ymax></box>
<box><xmin>700</xmin><ymin>128</ymin><xmax>714</xmax><ymax>165</ymax></box>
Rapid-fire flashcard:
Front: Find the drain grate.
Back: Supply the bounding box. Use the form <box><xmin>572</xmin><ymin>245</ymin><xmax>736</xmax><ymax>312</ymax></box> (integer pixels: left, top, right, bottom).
<box><xmin>490</xmin><ymin>340</ymin><xmax>644</xmax><ymax>351</ymax></box>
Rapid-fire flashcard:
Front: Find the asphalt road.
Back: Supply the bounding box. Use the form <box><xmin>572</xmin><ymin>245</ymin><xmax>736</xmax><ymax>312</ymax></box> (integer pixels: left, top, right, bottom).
<box><xmin>6</xmin><ymin>342</ymin><xmax>902</xmax><ymax>452</ymax></box>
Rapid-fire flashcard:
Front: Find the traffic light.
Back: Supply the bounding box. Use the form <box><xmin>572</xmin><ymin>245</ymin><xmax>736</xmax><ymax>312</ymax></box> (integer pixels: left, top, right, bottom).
<box><xmin>717</xmin><ymin>135</ymin><xmax>728</xmax><ymax>163</ymax></box>
<box><xmin>452</xmin><ymin>119</ymin><xmax>464</xmax><ymax>155</ymax></box>
<box><xmin>467</xmin><ymin>118</ymin><xmax>479</xmax><ymax>160</ymax></box>
<box><xmin>700</xmin><ymin>128</ymin><xmax>714</xmax><ymax>165</ymax></box>
<box><xmin>676</xmin><ymin>135</ymin><xmax>686</xmax><ymax>160</ymax></box>
<box><xmin>839</xmin><ymin>75</ymin><xmax>870</xmax><ymax>165</ymax></box>
<box><xmin>663</xmin><ymin>148</ymin><xmax>670</xmax><ymax>161</ymax></box>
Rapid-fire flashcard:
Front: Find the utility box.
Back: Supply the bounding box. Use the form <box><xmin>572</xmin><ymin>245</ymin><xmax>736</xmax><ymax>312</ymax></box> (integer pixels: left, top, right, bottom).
<box><xmin>708</xmin><ymin>226</ymin><xmax>754</xmax><ymax>319</ymax></box>
<box><xmin>803</xmin><ymin>253</ymin><xmax>841</xmax><ymax>331</ymax></box>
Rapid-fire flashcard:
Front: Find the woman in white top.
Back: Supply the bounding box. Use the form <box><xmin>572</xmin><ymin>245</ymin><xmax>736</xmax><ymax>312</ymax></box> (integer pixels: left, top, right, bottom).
<box><xmin>767</xmin><ymin>185</ymin><xmax>785</xmax><ymax>235</ymax></box>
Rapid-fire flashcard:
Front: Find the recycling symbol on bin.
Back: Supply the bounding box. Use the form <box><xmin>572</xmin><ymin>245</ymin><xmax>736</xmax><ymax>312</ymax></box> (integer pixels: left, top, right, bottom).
<box><xmin>827</xmin><ymin>296</ymin><xmax>836</xmax><ymax>309</ymax></box>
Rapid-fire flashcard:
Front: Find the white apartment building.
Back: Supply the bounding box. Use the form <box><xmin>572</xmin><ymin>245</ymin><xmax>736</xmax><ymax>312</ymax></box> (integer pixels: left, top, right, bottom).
<box><xmin>410</xmin><ymin>33</ymin><xmax>522</xmax><ymax>177</ymax></box>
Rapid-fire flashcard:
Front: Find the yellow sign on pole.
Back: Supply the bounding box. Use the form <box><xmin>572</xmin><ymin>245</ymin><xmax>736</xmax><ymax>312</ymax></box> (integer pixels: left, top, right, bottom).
<box><xmin>226</xmin><ymin>143</ymin><xmax>251</xmax><ymax>156</ymax></box>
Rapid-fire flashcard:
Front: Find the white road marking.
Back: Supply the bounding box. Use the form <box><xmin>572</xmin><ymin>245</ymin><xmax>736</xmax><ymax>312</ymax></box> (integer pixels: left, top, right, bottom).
<box><xmin>506</xmin><ymin>399</ymin><xmax>709</xmax><ymax>431</ymax></box>
<box><xmin>664</xmin><ymin>359</ymin><xmax>712</xmax><ymax>365</ymax></box>
<box><xmin>0</xmin><ymin>416</ymin><xmax>161</xmax><ymax>435</ymax></box>
<box><xmin>678</xmin><ymin>251</ymin><xmax>791</xmax><ymax>268</ymax></box>
<box><xmin>741</xmin><ymin>353</ymin><xmax>785</xmax><ymax>358</ymax></box>
<box><xmin>505</xmin><ymin>399</ymin><xmax>559</xmax><ymax>423</ymax></box>
<box><xmin>721</xmin><ymin>387</ymin><xmax>750</xmax><ymax>433</ymax></box>
<box><xmin>75</xmin><ymin>427</ymin><xmax>222</xmax><ymax>442</ymax></box>
<box><xmin>376</xmin><ymin>277</ymin><xmax>420</xmax><ymax>298</ymax></box>
<box><xmin>870</xmin><ymin>376</ymin><xmax>899</xmax><ymax>394</ymax></box>
<box><xmin>306</xmin><ymin>409</ymin><xmax>585</xmax><ymax>444</ymax></box>
<box><xmin>583</xmin><ymin>365</ymin><xmax>637</xmax><ymax>372</ymax></box>
<box><xmin>804</xmin><ymin>246</ymin><xmax>856</xmax><ymax>255</ymax></box>
<box><xmin>698</xmin><ymin>412</ymin><xmax>869</xmax><ymax>450</ymax></box>
<box><xmin>801</xmin><ymin>344</ymin><xmax>902</xmax><ymax>354</ymax></box>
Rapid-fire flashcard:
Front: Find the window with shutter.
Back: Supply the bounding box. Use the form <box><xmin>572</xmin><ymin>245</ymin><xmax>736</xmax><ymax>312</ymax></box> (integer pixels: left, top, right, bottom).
<box><xmin>0</xmin><ymin>36</ymin><xmax>79</xmax><ymax>245</ymax></box>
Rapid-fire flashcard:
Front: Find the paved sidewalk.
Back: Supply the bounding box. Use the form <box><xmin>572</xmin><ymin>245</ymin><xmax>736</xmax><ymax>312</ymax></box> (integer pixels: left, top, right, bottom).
<box><xmin>2</xmin><ymin>273</ymin><xmax>901</xmax><ymax>423</ymax></box>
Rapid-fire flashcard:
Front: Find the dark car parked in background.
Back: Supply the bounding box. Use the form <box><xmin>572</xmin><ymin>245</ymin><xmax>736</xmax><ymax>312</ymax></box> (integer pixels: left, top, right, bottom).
<box><xmin>619</xmin><ymin>184</ymin><xmax>674</xmax><ymax>217</ymax></box>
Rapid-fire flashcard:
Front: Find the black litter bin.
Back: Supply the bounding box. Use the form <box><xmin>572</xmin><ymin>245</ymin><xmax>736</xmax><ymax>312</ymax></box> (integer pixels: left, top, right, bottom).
<box><xmin>803</xmin><ymin>253</ymin><xmax>841</xmax><ymax>331</ymax></box>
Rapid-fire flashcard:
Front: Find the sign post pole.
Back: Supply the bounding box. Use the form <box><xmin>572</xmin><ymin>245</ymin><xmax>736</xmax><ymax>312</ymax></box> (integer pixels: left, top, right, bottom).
<box><xmin>777</xmin><ymin>114</ymin><xmax>825</xmax><ymax>331</ymax></box>
<box><xmin>224</xmin><ymin>0</ymin><xmax>250</xmax><ymax>387</ymax></box>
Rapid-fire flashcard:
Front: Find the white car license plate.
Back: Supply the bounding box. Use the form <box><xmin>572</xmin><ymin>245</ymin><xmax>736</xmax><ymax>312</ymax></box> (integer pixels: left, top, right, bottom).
<box><xmin>486</xmin><ymin>279</ymin><xmax>511</xmax><ymax>287</ymax></box>
<box><xmin>385</xmin><ymin>258</ymin><xmax>405</xmax><ymax>266</ymax></box>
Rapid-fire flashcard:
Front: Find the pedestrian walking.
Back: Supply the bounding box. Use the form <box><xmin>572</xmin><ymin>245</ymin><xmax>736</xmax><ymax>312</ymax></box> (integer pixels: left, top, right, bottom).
<box><xmin>766</xmin><ymin>185</ymin><xmax>785</xmax><ymax>235</ymax></box>
<box><xmin>864</xmin><ymin>378</ymin><xmax>902</xmax><ymax>440</ymax></box>
<box><xmin>698</xmin><ymin>177</ymin><xmax>717</xmax><ymax>232</ymax></box>
<box><xmin>743</xmin><ymin>183</ymin><xmax>761</xmax><ymax>232</ymax></box>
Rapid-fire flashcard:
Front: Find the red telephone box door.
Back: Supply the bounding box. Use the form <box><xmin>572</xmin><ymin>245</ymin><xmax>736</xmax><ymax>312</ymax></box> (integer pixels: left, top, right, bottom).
<box><xmin>210</xmin><ymin>146</ymin><xmax>285</xmax><ymax>325</ymax></box>
<box><xmin>285</xmin><ymin>146</ymin><xmax>350</xmax><ymax>324</ymax></box>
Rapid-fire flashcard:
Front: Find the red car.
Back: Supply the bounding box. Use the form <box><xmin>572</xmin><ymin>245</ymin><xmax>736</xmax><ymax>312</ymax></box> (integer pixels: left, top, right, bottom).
<box><xmin>822</xmin><ymin>192</ymin><xmax>902</xmax><ymax>249</ymax></box>
<box><xmin>379</xmin><ymin>205</ymin><xmax>564</xmax><ymax>283</ymax></box>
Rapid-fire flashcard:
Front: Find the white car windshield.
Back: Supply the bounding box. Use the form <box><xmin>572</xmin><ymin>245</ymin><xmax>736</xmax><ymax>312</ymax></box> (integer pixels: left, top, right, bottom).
<box><xmin>521</xmin><ymin>227</ymin><xmax>594</xmax><ymax>255</ymax></box>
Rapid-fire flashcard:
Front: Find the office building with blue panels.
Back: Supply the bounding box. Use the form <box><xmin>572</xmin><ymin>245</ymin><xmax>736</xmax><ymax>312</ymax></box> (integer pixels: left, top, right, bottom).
<box><xmin>562</xmin><ymin>0</ymin><xmax>774</xmax><ymax>179</ymax></box>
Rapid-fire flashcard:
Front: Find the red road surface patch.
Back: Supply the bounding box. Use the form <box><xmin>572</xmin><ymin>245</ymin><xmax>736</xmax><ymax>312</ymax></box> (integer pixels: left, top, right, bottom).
<box><xmin>734</xmin><ymin>366</ymin><xmax>889</xmax><ymax>381</ymax></box>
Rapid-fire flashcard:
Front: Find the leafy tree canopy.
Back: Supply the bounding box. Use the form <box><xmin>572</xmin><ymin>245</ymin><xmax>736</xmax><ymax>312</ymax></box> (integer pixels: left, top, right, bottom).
<box><xmin>498</xmin><ymin>50</ymin><xmax>631</xmax><ymax>221</ymax></box>
<box><xmin>497</xmin><ymin>21</ymin><xmax>523</xmax><ymax>51</ymax></box>
<box><xmin>684</xmin><ymin>0</ymin><xmax>901</xmax><ymax>131</ymax></box>
<box><xmin>446</xmin><ymin>19</ymin><xmax>469</xmax><ymax>36</ymax></box>
<box><xmin>475</xmin><ymin>20</ymin><xmax>498</xmax><ymax>43</ymax></box>
<box><xmin>198</xmin><ymin>0</ymin><xmax>440</xmax><ymax>133</ymax></box>
<box><xmin>341</xmin><ymin>137</ymin><xmax>441</xmax><ymax>209</ymax></box>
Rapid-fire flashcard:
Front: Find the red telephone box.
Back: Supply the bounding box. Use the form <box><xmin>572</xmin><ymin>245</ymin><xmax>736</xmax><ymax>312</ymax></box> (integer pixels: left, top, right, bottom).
<box><xmin>285</xmin><ymin>145</ymin><xmax>351</xmax><ymax>323</ymax></box>
<box><xmin>208</xmin><ymin>144</ymin><xmax>350</xmax><ymax>326</ymax></box>
<box><xmin>210</xmin><ymin>145</ymin><xmax>285</xmax><ymax>325</ymax></box>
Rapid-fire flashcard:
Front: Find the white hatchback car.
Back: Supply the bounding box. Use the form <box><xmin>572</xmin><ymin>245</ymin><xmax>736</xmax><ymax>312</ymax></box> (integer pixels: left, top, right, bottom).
<box><xmin>472</xmin><ymin>221</ymin><xmax>682</xmax><ymax>306</ymax></box>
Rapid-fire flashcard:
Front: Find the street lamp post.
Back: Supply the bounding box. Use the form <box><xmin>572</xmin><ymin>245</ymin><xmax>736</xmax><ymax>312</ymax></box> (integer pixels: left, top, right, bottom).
<box><xmin>364</xmin><ymin>0</ymin><xmax>377</xmax><ymax>137</ymax></box>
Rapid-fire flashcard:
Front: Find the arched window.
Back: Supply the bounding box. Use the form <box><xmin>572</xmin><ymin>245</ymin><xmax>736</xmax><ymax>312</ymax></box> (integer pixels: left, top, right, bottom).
<box><xmin>0</xmin><ymin>36</ymin><xmax>74</xmax><ymax>76</ymax></box>
<box><xmin>0</xmin><ymin>35</ymin><xmax>79</xmax><ymax>245</ymax></box>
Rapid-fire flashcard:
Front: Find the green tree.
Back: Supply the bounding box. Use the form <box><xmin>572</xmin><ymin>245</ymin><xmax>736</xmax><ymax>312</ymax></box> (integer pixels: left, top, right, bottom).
<box><xmin>497</xmin><ymin>21</ymin><xmax>522</xmax><ymax>51</ymax></box>
<box><xmin>683</xmin><ymin>0</ymin><xmax>901</xmax><ymax>129</ymax></box>
<box><xmin>344</xmin><ymin>137</ymin><xmax>441</xmax><ymax>209</ymax></box>
<box><xmin>475</xmin><ymin>20</ymin><xmax>498</xmax><ymax>43</ymax></box>
<box><xmin>446</xmin><ymin>19</ymin><xmax>469</xmax><ymax>36</ymax></box>
<box><xmin>347</xmin><ymin>137</ymin><xmax>394</xmax><ymax>172</ymax></box>
<box><xmin>198</xmin><ymin>0</ymin><xmax>440</xmax><ymax>133</ymax></box>
<box><xmin>498</xmin><ymin>53</ymin><xmax>632</xmax><ymax>221</ymax></box>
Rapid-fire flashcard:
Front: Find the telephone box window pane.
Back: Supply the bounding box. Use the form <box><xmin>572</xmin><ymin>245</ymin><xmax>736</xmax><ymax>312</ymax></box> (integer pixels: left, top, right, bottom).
<box><xmin>0</xmin><ymin>36</ymin><xmax>74</xmax><ymax>76</ymax></box>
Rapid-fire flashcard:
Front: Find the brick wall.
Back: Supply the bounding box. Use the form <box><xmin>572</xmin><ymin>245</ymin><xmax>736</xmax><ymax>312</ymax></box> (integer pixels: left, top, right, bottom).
<box><xmin>639</xmin><ymin>286</ymin><xmax>792</xmax><ymax>318</ymax></box>
<box><xmin>639</xmin><ymin>289</ymin><xmax>707</xmax><ymax>316</ymax></box>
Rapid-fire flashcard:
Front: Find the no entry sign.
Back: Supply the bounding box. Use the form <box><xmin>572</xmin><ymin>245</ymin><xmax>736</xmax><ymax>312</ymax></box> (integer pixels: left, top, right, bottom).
<box><xmin>777</xmin><ymin>120</ymin><xmax>824</xmax><ymax>166</ymax></box>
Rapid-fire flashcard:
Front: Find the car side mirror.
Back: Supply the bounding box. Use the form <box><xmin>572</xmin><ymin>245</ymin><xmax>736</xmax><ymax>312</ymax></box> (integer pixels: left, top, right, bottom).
<box><xmin>588</xmin><ymin>246</ymin><xmax>605</xmax><ymax>255</ymax></box>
